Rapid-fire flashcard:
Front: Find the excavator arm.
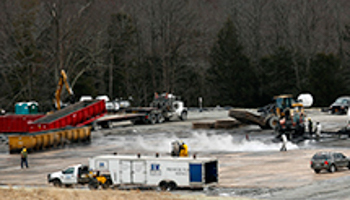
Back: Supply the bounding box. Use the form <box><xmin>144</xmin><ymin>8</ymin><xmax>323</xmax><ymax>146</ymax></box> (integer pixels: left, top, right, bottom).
<box><xmin>54</xmin><ymin>69</ymin><xmax>75</xmax><ymax>110</ymax></box>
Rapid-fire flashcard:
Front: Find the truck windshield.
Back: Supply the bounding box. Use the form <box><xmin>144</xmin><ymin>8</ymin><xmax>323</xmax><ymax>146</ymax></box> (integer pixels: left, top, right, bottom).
<box><xmin>63</xmin><ymin>167</ymin><xmax>74</xmax><ymax>174</ymax></box>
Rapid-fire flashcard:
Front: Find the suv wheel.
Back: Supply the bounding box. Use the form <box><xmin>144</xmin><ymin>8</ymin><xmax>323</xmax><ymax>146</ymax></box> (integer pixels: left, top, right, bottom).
<box><xmin>328</xmin><ymin>164</ymin><xmax>336</xmax><ymax>173</ymax></box>
<box><xmin>314</xmin><ymin>169</ymin><xmax>321</xmax><ymax>174</ymax></box>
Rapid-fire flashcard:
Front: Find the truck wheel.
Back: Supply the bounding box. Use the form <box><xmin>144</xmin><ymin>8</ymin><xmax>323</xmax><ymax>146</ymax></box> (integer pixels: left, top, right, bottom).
<box><xmin>157</xmin><ymin>114</ymin><xmax>165</xmax><ymax>123</ymax></box>
<box><xmin>179</xmin><ymin>111</ymin><xmax>187</xmax><ymax>121</ymax></box>
<box><xmin>149</xmin><ymin>114</ymin><xmax>157</xmax><ymax>124</ymax></box>
<box><xmin>314</xmin><ymin>169</ymin><xmax>321</xmax><ymax>173</ymax></box>
<box><xmin>53</xmin><ymin>179</ymin><xmax>62</xmax><ymax>187</ymax></box>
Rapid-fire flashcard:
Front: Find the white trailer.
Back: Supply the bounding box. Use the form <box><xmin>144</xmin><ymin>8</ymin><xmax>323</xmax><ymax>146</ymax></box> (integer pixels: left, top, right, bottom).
<box><xmin>88</xmin><ymin>154</ymin><xmax>218</xmax><ymax>190</ymax></box>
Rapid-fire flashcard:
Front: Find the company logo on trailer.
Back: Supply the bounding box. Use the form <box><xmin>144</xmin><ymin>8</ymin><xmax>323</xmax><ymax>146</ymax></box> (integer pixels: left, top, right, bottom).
<box><xmin>150</xmin><ymin>164</ymin><xmax>161</xmax><ymax>176</ymax></box>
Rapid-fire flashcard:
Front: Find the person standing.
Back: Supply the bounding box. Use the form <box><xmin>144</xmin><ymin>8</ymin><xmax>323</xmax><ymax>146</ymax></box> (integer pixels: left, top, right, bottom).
<box><xmin>179</xmin><ymin>141</ymin><xmax>188</xmax><ymax>157</ymax></box>
<box><xmin>308</xmin><ymin>118</ymin><xmax>313</xmax><ymax>135</ymax></box>
<box><xmin>315</xmin><ymin>122</ymin><xmax>322</xmax><ymax>138</ymax></box>
<box><xmin>20</xmin><ymin>146</ymin><xmax>29</xmax><ymax>168</ymax></box>
<box><xmin>280</xmin><ymin>134</ymin><xmax>288</xmax><ymax>151</ymax></box>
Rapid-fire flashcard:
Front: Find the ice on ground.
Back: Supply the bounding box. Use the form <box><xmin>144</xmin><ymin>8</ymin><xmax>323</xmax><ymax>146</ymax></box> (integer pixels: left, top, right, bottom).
<box><xmin>92</xmin><ymin>130</ymin><xmax>299</xmax><ymax>153</ymax></box>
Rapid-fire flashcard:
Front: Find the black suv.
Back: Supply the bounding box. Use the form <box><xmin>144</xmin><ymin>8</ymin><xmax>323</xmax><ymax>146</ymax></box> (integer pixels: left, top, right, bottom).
<box><xmin>310</xmin><ymin>152</ymin><xmax>350</xmax><ymax>173</ymax></box>
<box><xmin>329</xmin><ymin>96</ymin><xmax>350</xmax><ymax>114</ymax></box>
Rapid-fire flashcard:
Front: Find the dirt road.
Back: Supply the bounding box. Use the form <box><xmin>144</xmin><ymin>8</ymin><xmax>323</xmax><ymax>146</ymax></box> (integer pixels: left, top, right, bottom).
<box><xmin>1</xmin><ymin>108</ymin><xmax>350</xmax><ymax>199</ymax></box>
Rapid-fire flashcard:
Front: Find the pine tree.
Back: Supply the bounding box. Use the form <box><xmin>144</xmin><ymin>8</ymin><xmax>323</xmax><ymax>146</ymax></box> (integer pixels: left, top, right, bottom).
<box><xmin>207</xmin><ymin>18</ymin><xmax>256</xmax><ymax>107</ymax></box>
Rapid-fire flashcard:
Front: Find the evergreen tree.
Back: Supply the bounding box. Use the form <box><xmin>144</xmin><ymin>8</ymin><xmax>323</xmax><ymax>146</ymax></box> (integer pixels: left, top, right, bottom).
<box><xmin>259</xmin><ymin>47</ymin><xmax>301</xmax><ymax>101</ymax></box>
<box><xmin>308</xmin><ymin>53</ymin><xmax>348</xmax><ymax>106</ymax></box>
<box><xmin>207</xmin><ymin>18</ymin><xmax>257</xmax><ymax>107</ymax></box>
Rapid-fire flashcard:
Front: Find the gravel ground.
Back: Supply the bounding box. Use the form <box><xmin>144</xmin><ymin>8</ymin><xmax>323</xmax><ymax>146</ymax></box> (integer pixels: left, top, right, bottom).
<box><xmin>1</xmin><ymin>108</ymin><xmax>350</xmax><ymax>199</ymax></box>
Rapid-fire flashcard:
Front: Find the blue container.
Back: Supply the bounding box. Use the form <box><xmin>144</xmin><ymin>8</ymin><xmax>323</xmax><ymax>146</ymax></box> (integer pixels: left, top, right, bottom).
<box><xmin>15</xmin><ymin>102</ymin><xmax>30</xmax><ymax>114</ymax></box>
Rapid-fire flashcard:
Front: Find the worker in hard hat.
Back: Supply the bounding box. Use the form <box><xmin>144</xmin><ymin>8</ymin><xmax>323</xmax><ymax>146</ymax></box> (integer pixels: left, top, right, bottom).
<box><xmin>20</xmin><ymin>146</ymin><xmax>29</xmax><ymax>169</ymax></box>
<box><xmin>179</xmin><ymin>141</ymin><xmax>188</xmax><ymax>157</ymax></box>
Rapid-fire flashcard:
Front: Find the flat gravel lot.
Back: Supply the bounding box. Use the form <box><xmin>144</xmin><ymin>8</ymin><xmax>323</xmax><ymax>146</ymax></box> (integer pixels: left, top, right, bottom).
<box><xmin>1</xmin><ymin>108</ymin><xmax>350</xmax><ymax>199</ymax></box>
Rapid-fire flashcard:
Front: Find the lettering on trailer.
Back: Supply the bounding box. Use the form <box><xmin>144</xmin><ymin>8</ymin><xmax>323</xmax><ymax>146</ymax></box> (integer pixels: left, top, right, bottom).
<box><xmin>166</xmin><ymin>167</ymin><xmax>188</xmax><ymax>176</ymax></box>
<box><xmin>150</xmin><ymin>164</ymin><xmax>161</xmax><ymax>176</ymax></box>
<box><xmin>97</xmin><ymin>160</ymin><xmax>108</xmax><ymax>170</ymax></box>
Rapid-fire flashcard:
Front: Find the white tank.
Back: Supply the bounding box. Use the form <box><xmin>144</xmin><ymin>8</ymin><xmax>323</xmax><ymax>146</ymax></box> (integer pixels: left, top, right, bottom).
<box><xmin>297</xmin><ymin>93</ymin><xmax>313</xmax><ymax>107</ymax></box>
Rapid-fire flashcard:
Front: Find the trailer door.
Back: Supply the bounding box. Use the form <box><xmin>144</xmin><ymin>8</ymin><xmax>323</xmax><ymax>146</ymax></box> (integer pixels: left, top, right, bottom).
<box><xmin>120</xmin><ymin>160</ymin><xmax>131</xmax><ymax>183</ymax></box>
<box><xmin>205</xmin><ymin>161</ymin><xmax>218</xmax><ymax>184</ymax></box>
<box><xmin>189</xmin><ymin>163</ymin><xmax>202</xmax><ymax>183</ymax></box>
<box><xmin>132</xmin><ymin>161</ymin><xmax>146</xmax><ymax>183</ymax></box>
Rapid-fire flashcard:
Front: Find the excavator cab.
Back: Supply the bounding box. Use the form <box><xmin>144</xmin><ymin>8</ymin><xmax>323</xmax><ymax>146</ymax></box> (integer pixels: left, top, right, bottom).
<box><xmin>274</xmin><ymin>94</ymin><xmax>294</xmax><ymax>118</ymax></box>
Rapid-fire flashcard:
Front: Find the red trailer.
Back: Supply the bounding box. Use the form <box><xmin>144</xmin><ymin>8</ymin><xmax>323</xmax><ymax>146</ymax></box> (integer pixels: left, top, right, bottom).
<box><xmin>28</xmin><ymin>100</ymin><xmax>106</xmax><ymax>133</ymax></box>
<box><xmin>0</xmin><ymin>114</ymin><xmax>44</xmax><ymax>133</ymax></box>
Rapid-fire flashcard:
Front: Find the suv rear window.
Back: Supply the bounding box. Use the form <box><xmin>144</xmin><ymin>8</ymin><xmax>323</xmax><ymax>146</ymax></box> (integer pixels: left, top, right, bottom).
<box><xmin>312</xmin><ymin>154</ymin><xmax>330</xmax><ymax>160</ymax></box>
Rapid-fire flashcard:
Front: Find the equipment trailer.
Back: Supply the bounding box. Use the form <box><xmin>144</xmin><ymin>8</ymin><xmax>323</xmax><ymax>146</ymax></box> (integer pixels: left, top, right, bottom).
<box><xmin>88</xmin><ymin>154</ymin><xmax>218</xmax><ymax>190</ymax></box>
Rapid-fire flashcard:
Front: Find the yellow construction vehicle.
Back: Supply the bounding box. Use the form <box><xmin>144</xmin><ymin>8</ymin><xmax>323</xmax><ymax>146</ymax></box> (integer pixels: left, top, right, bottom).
<box><xmin>54</xmin><ymin>69</ymin><xmax>75</xmax><ymax>110</ymax></box>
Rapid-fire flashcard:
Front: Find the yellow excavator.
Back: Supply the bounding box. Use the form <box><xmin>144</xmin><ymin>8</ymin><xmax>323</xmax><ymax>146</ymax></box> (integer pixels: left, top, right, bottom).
<box><xmin>54</xmin><ymin>69</ymin><xmax>75</xmax><ymax>110</ymax></box>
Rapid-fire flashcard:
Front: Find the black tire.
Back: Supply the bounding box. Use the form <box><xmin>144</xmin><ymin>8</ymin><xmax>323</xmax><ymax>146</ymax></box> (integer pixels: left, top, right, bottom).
<box><xmin>149</xmin><ymin>113</ymin><xmax>157</xmax><ymax>124</ymax></box>
<box><xmin>88</xmin><ymin>179</ymin><xmax>99</xmax><ymax>190</ymax></box>
<box><xmin>348</xmin><ymin>162</ymin><xmax>350</xmax><ymax>170</ymax></box>
<box><xmin>167</xmin><ymin>181</ymin><xmax>177</xmax><ymax>191</ymax></box>
<box><xmin>91</xmin><ymin>122</ymin><xmax>98</xmax><ymax>131</ymax></box>
<box><xmin>179</xmin><ymin>111</ymin><xmax>187</xmax><ymax>121</ymax></box>
<box><xmin>53</xmin><ymin>179</ymin><xmax>62</xmax><ymax>187</ymax></box>
<box><xmin>314</xmin><ymin>169</ymin><xmax>321</xmax><ymax>174</ymax></box>
<box><xmin>157</xmin><ymin>114</ymin><xmax>165</xmax><ymax>123</ymax></box>
<box><xmin>158</xmin><ymin>181</ymin><xmax>168</xmax><ymax>191</ymax></box>
<box><xmin>328</xmin><ymin>164</ymin><xmax>336</xmax><ymax>173</ymax></box>
<box><xmin>131</xmin><ymin>118</ymin><xmax>140</xmax><ymax>125</ymax></box>
<box><xmin>101</xmin><ymin>121</ymin><xmax>112</xmax><ymax>129</ymax></box>
<box><xmin>102</xmin><ymin>180</ymin><xmax>112</xmax><ymax>189</ymax></box>
<box><xmin>268</xmin><ymin>116</ymin><xmax>279</xmax><ymax>130</ymax></box>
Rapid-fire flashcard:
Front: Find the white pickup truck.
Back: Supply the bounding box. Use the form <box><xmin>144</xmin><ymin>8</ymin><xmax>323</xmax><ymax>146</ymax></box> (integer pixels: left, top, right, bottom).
<box><xmin>47</xmin><ymin>164</ymin><xmax>92</xmax><ymax>187</ymax></box>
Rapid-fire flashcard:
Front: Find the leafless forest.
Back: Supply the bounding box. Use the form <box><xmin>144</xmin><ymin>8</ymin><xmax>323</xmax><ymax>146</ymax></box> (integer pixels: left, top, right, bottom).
<box><xmin>1</xmin><ymin>0</ymin><xmax>350</xmax><ymax>111</ymax></box>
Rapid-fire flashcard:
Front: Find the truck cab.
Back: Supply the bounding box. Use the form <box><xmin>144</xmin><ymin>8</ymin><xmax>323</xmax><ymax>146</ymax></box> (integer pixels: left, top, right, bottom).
<box><xmin>47</xmin><ymin>164</ymin><xmax>90</xmax><ymax>187</ymax></box>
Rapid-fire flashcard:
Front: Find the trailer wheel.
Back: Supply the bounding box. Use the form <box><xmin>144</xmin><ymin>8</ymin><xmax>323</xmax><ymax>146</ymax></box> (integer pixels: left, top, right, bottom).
<box><xmin>158</xmin><ymin>181</ymin><xmax>168</xmax><ymax>191</ymax></box>
<box><xmin>168</xmin><ymin>181</ymin><xmax>177</xmax><ymax>191</ymax></box>
<box><xmin>91</xmin><ymin>121</ymin><xmax>98</xmax><ymax>131</ymax></box>
<box><xmin>101</xmin><ymin>121</ymin><xmax>112</xmax><ymax>129</ymax></box>
<box><xmin>53</xmin><ymin>179</ymin><xmax>62</xmax><ymax>187</ymax></box>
